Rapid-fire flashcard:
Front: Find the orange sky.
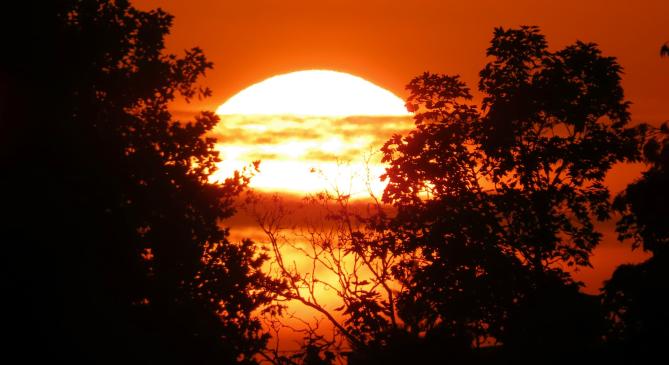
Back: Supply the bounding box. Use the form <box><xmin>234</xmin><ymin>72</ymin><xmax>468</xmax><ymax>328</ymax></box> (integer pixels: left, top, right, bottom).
<box><xmin>132</xmin><ymin>0</ymin><xmax>664</xmax><ymax>295</ymax></box>
<box><xmin>136</xmin><ymin>0</ymin><xmax>667</xmax><ymax>124</ymax></box>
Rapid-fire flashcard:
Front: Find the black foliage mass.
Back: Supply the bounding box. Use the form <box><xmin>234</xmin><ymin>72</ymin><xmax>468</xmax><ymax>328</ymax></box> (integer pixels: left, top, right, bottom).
<box><xmin>351</xmin><ymin>26</ymin><xmax>646</xmax><ymax>364</ymax></box>
<box><xmin>1</xmin><ymin>1</ymin><xmax>273</xmax><ymax>364</ymax></box>
<box><xmin>602</xmin><ymin>122</ymin><xmax>669</xmax><ymax>363</ymax></box>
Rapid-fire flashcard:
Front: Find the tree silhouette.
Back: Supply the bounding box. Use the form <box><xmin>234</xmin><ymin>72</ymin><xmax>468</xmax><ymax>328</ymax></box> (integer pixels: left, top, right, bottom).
<box><xmin>2</xmin><ymin>1</ymin><xmax>274</xmax><ymax>363</ymax></box>
<box><xmin>248</xmin><ymin>26</ymin><xmax>646</xmax><ymax>364</ymax></box>
<box><xmin>602</xmin><ymin>122</ymin><xmax>669</xmax><ymax>362</ymax></box>
<box><xmin>375</xmin><ymin>26</ymin><xmax>641</xmax><ymax>361</ymax></box>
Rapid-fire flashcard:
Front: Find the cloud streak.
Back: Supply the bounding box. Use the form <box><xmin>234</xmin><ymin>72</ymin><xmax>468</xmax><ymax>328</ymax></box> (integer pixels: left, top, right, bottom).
<box><xmin>208</xmin><ymin>114</ymin><xmax>413</xmax><ymax>196</ymax></box>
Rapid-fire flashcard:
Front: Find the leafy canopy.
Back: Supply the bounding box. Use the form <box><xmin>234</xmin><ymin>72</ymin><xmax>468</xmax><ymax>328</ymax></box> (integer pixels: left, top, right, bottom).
<box><xmin>379</xmin><ymin>25</ymin><xmax>641</xmax><ymax>350</ymax></box>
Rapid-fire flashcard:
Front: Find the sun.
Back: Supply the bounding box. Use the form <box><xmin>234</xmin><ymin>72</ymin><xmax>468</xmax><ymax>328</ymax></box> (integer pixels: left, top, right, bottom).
<box><xmin>216</xmin><ymin>70</ymin><xmax>410</xmax><ymax>117</ymax></box>
<box><xmin>210</xmin><ymin>70</ymin><xmax>413</xmax><ymax>197</ymax></box>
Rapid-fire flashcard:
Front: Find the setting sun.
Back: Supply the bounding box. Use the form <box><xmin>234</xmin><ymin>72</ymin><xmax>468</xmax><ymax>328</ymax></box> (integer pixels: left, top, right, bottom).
<box><xmin>210</xmin><ymin>70</ymin><xmax>414</xmax><ymax>196</ymax></box>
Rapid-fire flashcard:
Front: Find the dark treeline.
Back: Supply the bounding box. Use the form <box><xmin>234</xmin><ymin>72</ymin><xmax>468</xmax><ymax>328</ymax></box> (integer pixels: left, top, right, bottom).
<box><xmin>2</xmin><ymin>1</ymin><xmax>667</xmax><ymax>364</ymax></box>
<box><xmin>2</xmin><ymin>1</ymin><xmax>279</xmax><ymax>364</ymax></box>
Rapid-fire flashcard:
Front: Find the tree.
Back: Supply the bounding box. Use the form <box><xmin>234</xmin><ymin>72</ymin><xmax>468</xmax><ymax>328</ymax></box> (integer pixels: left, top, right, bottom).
<box><xmin>602</xmin><ymin>122</ymin><xmax>669</xmax><ymax>361</ymax></box>
<box><xmin>377</xmin><ymin>26</ymin><xmax>641</xmax><ymax>360</ymax></box>
<box><xmin>2</xmin><ymin>1</ymin><xmax>274</xmax><ymax>363</ymax></box>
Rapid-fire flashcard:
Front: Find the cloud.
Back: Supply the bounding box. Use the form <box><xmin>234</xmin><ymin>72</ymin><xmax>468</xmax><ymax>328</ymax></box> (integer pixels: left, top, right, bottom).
<box><xmin>209</xmin><ymin>114</ymin><xmax>413</xmax><ymax>162</ymax></box>
<box><xmin>208</xmin><ymin>114</ymin><xmax>413</xmax><ymax>195</ymax></box>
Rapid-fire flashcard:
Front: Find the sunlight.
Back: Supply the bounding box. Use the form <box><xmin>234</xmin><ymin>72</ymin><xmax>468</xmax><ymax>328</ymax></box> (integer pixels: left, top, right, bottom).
<box><xmin>210</xmin><ymin>71</ymin><xmax>414</xmax><ymax>198</ymax></box>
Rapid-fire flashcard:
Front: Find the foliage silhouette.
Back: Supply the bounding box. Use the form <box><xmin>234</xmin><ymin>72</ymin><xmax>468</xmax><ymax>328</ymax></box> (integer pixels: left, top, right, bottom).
<box><xmin>601</xmin><ymin>254</ymin><xmax>669</xmax><ymax>363</ymax></box>
<box><xmin>2</xmin><ymin>1</ymin><xmax>275</xmax><ymax>363</ymax></box>
<box><xmin>370</xmin><ymin>25</ymin><xmax>641</xmax><ymax>362</ymax></box>
<box><xmin>602</xmin><ymin>122</ymin><xmax>669</xmax><ymax>362</ymax></box>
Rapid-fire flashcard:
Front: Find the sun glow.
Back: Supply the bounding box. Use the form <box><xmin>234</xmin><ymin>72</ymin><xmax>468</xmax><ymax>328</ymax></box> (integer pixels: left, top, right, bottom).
<box><xmin>211</xmin><ymin>70</ymin><xmax>413</xmax><ymax>197</ymax></box>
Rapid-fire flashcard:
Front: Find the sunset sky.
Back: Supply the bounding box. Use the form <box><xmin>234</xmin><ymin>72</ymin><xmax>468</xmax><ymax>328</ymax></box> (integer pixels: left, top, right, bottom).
<box><xmin>136</xmin><ymin>0</ymin><xmax>667</xmax><ymax>124</ymax></box>
<box><xmin>8</xmin><ymin>2</ymin><xmax>667</xmax><ymax>362</ymax></box>
<box><xmin>133</xmin><ymin>0</ymin><xmax>667</xmax><ymax>293</ymax></box>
